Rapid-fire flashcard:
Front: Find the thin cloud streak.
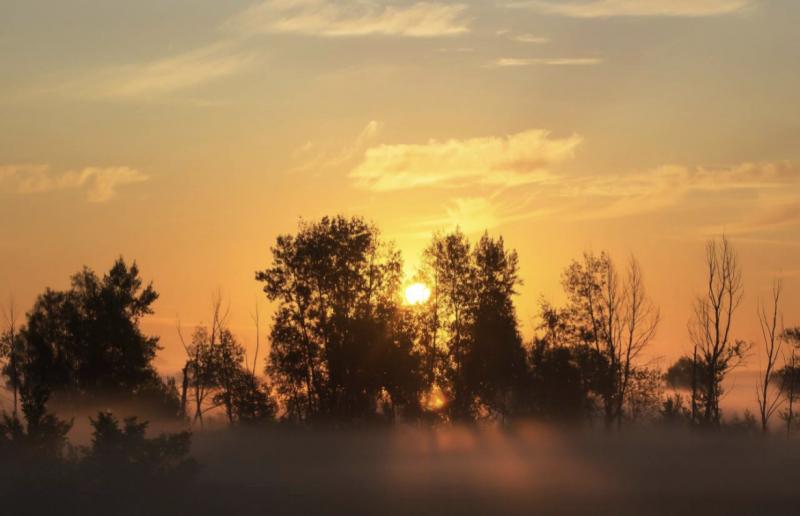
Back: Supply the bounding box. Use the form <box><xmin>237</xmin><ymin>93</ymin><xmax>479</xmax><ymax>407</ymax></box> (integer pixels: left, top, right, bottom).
<box><xmin>513</xmin><ymin>34</ymin><xmax>550</xmax><ymax>44</ymax></box>
<box><xmin>0</xmin><ymin>164</ymin><xmax>148</xmax><ymax>202</ymax></box>
<box><xmin>290</xmin><ymin>120</ymin><xmax>383</xmax><ymax>174</ymax></box>
<box><xmin>518</xmin><ymin>0</ymin><xmax>753</xmax><ymax>18</ymax></box>
<box><xmin>491</xmin><ymin>57</ymin><xmax>602</xmax><ymax>67</ymax></box>
<box><xmin>76</xmin><ymin>43</ymin><xmax>253</xmax><ymax>100</ymax></box>
<box><xmin>226</xmin><ymin>0</ymin><xmax>471</xmax><ymax>37</ymax></box>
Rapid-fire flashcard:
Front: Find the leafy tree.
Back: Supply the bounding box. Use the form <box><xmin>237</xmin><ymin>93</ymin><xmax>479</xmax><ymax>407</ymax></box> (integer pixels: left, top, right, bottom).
<box><xmin>225</xmin><ymin>369</ymin><xmax>277</xmax><ymax>424</ymax></box>
<box><xmin>623</xmin><ymin>367</ymin><xmax>663</xmax><ymax>424</ymax></box>
<box><xmin>777</xmin><ymin>328</ymin><xmax>800</xmax><ymax>435</ymax></box>
<box><xmin>83</xmin><ymin>411</ymin><xmax>195</xmax><ymax>477</ymax></box>
<box><xmin>0</xmin><ymin>385</ymin><xmax>72</xmax><ymax>461</ymax></box>
<box><xmin>463</xmin><ymin>233</ymin><xmax>527</xmax><ymax>421</ymax></box>
<box><xmin>527</xmin><ymin>337</ymin><xmax>599</xmax><ymax>423</ymax></box>
<box><xmin>422</xmin><ymin>229</ymin><xmax>475</xmax><ymax>419</ymax></box>
<box><xmin>257</xmin><ymin>216</ymin><xmax>424</xmax><ymax>422</ymax></box>
<box><xmin>13</xmin><ymin>259</ymin><xmax>163</xmax><ymax>403</ymax></box>
<box><xmin>665</xmin><ymin>356</ymin><xmax>696</xmax><ymax>391</ymax></box>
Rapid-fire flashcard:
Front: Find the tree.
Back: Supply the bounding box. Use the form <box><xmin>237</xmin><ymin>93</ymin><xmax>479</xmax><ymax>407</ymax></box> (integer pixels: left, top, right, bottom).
<box><xmin>665</xmin><ymin>356</ymin><xmax>696</xmax><ymax>391</ymax></box>
<box><xmin>421</xmin><ymin>229</ymin><xmax>475</xmax><ymax>420</ymax></box>
<box><xmin>755</xmin><ymin>280</ymin><xmax>784</xmax><ymax>433</ymax></box>
<box><xmin>178</xmin><ymin>296</ymin><xmax>272</xmax><ymax>426</ymax></box>
<box><xmin>688</xmin><ymin>236</ymin><xmax>749</xmax><ymax>427</ymax></box>
<box><xmin>257</xmin><ymin>216</ymin><xmax>424</xmax><ymax>422</ymax></box>
<box><xmin>0</xmin><ymin>385</ymin><xmax>72</xmax><ymax>461</ymax></box>
<box><xmin>84</xmin><ymin>411</ymin><xmax>195</xmax><ymax>476</ymax></box>
<box><xmin>624</xmin><ymin>367</ymin><xmax>663</xmax><ymax>424</ymax></box>
<box><xmin>463</xmin><ymin>233</ymin><xmax>527</xmax><ymax>421</ymax></box>
<box><xmin>15</xmin><ymin>259</ymin><xmax>162</xmax><ymax>401</ymax></box>
<box><xmin>527</xmin><ymin>335</ymin><xmax>600</xmax><ymax>423</ymax></box>
<box><xmin>550</xmin><ymin>252</ymin><xmax>659</xmax><ymax>427</ymax></box>
<box><xmin>777</xmin><ymin>328</ymin><xmax>800</xmax><ymax>435</ymax></box>
<box><xmin>1</xmin><ymin>298</ymin><xmax>21</xmax><ymax>417</ymax></box>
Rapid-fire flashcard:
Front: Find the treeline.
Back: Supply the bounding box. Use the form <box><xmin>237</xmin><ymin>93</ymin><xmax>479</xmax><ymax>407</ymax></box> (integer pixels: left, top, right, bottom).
<box><xmin>2</xmin><ymin>215</ymin><xmax>800</xmax><ymax>437</ymax></box>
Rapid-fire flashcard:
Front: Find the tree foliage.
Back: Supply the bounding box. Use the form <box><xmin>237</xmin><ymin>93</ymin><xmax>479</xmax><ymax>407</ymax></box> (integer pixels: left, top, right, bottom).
<box><xmin>257</xmin><ymin>216</ymin><xmax>425</xmax><ymax>422</ymax></box>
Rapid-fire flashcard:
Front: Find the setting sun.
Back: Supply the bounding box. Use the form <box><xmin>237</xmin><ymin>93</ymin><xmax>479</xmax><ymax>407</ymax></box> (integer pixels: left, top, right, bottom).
<box><xmin>405</xmin><ymin>282</ymin><xmax>431</xmax><ymax>305</ymax></box>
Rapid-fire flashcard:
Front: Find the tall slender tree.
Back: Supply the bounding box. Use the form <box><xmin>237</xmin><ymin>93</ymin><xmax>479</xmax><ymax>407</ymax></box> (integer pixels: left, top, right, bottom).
<box><xmin>688</xmin><ymin>236</ymin><xmax>749</xmax><ymax>427</ymax></box>
<box><xmin>756</xmin><ymin>280</ymin><xmax>784</xmax><ymax>433</ymax></box>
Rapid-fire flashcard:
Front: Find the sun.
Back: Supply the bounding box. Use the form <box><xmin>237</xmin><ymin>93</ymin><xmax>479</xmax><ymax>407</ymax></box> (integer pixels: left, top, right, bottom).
<box><xmin>405</xmin><ymin>282</ymin><xmax>431</xmax><ymax>305</ymax></box>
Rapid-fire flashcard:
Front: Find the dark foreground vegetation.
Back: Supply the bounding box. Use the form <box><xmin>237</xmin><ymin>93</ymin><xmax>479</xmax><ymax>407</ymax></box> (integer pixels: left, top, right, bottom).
<box><xmin>2</xmin><ymin>215</ymin><xmax>799</xmax><ymax>514</ymax></box>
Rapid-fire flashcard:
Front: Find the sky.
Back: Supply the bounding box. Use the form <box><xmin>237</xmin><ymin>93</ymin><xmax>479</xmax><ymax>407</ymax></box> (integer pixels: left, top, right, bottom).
<box><xmin>1</xmin><ymin>0</ymin><xmax>799</xmax><ymax>376</ymax></box>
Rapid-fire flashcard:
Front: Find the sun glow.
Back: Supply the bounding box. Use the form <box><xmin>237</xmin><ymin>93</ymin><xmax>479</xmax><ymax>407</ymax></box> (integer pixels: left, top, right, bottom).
<box><xmin>404</xmin><ymin>282</ymin><xmax>431</xmax><ymax>305</ymax></box>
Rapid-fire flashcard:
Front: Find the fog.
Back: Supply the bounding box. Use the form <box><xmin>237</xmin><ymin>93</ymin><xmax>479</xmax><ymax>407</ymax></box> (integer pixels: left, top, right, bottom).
<box><xmin>187</xmin><ymin>424</ymin><xmax>799</xmax><ymax>515</ymax></box>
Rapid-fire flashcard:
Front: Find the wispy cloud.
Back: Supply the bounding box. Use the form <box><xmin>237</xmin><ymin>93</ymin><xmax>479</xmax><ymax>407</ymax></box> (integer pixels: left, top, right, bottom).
<box><xmin>0</xmin><ymin>164</ymin><xmax>148</xmax><ymax>202</ymax></box>
<box><xmin>513</xmin><ymin>34</ymin><xmax>550</xmax><ymax>44</ymax></box>
<box><xmin>349</xmin><ymin>129</ymin><xmax>583</xmax><ymax>191</ymax></box>
<box><xmin>539</xmin><ymin>161</ymin><xmax>800</xmax><ymax>222</ymax></box>
<box><xmin>430</xmin><ymin>161</ymin><xmax>799</xmax><ymax>235</ymax></box>
<box><xmin>69</xmin><ymin>43</ymin><xmax>252</xmax><ymax>100</ymax></box>
<box><xmin>519</xmin><ymin>0</ymin><xmax>753</xmax><ymax>18</ymax></box>
<box><xmin>291</xmin><ymin>120</ymin><xmax>383</xmax><ymax>174</ymax></box>
<box><xmin>416</xmin><ymin>196</ymin><xmax>551</xmax><ymax>233</ymax></box>
<box><xmin>491</xmin><ymin>57</ymin><xmax>602</xmax><ymax>67</ymax></box>
<box><xmin>226</xmin><ymin>0</ymin><xmax>471</xmax><ymax>37</ymax></box>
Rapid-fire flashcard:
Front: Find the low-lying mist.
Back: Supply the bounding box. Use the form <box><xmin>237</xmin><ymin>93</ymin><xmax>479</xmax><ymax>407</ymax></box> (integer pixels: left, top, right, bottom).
<box><xmin>4</xmin><ymin>410</ymin><xmax>800</xmax><ymax>516</ymax></box>
<box><xmin>186</xmin><ymin>424</ymin><xmax>800</xmax><ymax>516</ymax></box>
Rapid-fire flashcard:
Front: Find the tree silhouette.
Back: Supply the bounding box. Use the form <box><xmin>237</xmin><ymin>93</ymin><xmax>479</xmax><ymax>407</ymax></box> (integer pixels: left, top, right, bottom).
<box><xmin>688</xmin><ymin>236</ymin><xmax>749</xmax><ymax>427</ymax></box>
<box><xmin>540</xmin><ymin>252</ymin><xmax>659</xmax><ymax>427</ymax></box>
<box><xmin>178</xmin><ymin>297</ymin><xmax>274</xmax><ymax>426</ymax></box>
<box><xmin>777</xmin><ymin>328</ymin><xmax>800</xmax><ymax>435</ymax></box>
<box><xmin>11</xmin><ymin>258</ymin><xmax>177</xmax><ymax>410</ymax></box>
<box><xmin>257</xmin><ymin>216</ymin><xmax>425</xmax><ymax>422</ymax></box>
<box><xmin>755</xmin><ymin>280</ymin><xmax>784</xmax><ymax>433</ymax></box>
<box><xmin>84</xmin><ymin>411</ymin><xmax>195</xmax><ymax>477</ymax></box>
<box><xmin>421</xmin><ymin>229</ymin><xmax>475</xmax><ymax>420</ymax></box>
<box><xmin>0</xmin><ymin>385</ymin><xmax>72</xmax><ymax>461</ymax></box>
<box><xmin>463</xmin><ymin>233</ymin><xmax>527</xmax><ymax>421</ymax></box>
<box><xmin>0</xmin><ymin>299</ymin><xmax>21</xmax><ymax>417</ymax></box>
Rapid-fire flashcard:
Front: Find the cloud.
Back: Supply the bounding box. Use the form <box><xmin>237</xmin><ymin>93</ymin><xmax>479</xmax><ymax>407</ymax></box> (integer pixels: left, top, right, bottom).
<box><xmin>0</xmin><ymin>164</ymin><xmax>148</xmax><ymax>202</ymax></box>
<box><xmin>417</xmin><ymin>196</ymin><xmax>552</xmax><ymax>233</ymax></box>
<box><xmin>291</xmin><ymin>120</ymin><xmax>383</xmax><ymax>174</ymax></box>
<box><xmin>546</xmin><ymin>161</ymin><xmax>800</xmax><ymax>221</ymax></box>
<box><xmin>491</xmin><ymin>57</ymin><xmax>602</xmax><ymax>67</ymax></box>
<box><xmin>226</xmin><ymin>0</ymin><xmax>471</xmax><ymax>37</ymax></box>
<box><xmin>421</xmin><ymin>161</ymin><xmax>799</xmax><ymax>235</ymax></box>
<box><xmin>520</xmin><ymin>0</ymin><xmax>753</xmax><ymax>18</ymax></box>
<box><xmin>349</xmin><ymin>129</ymin><xmax>583</xmax><ymax>191</ymax></box>
<box><xmin>73</xmin><ymin>43</ymin><xmax>252</xmax><ymax>100</ymax></box>
<box><xmin>513</xmin><ymin>34</ymin><xmax>550</xmax><ymax>44</ymax></box>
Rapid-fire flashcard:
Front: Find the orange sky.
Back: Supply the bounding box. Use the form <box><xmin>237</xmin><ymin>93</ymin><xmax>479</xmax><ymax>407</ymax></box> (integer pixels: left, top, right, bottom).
<box><xmin>1</xmin><ymin>0</ymin><xmax>799</xmax><ymax>377</ymax></box>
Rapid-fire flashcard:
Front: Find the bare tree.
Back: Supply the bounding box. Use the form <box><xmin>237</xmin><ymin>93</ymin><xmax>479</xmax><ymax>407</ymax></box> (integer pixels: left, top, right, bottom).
<box><xmin>614</xmin><ymin>258</ymin><xmax>660</xmax><ymax>427</ymax></box>
<box><xmin>688</xmin><ymin>236</ymin><xmax>749</xmax><ymax>427</ymax></box>
<box><xmin>250</xmin><ymin>298</ymin><xmax>262</xmax><ymax>375</ymax></box>
<box><xmin>178</xmin><ymin>292</ymin><xmax>231</xmax><ymax>427</ymax></box>
<box><xmin>756</xmin><ymin>280</ymin><xmax>784</xmax><ymax>434</ymax></box>
<box><xmin>1</xmin><ymin>297</ymin><xmax>20</xmax><ymax>417</ymax></box>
